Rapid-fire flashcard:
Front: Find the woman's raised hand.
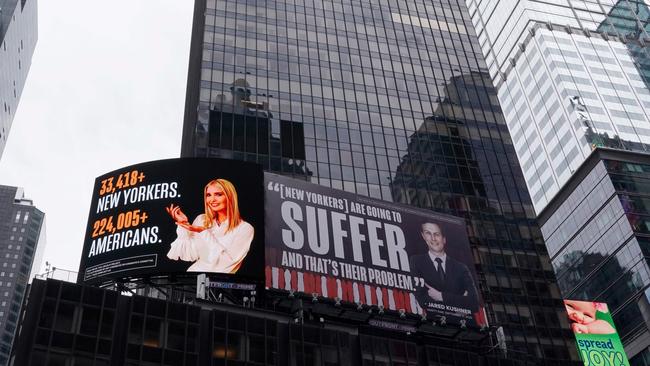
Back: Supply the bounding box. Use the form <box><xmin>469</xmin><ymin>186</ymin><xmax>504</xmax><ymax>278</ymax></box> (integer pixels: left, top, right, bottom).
<box><xmin>166</xmin><ymin>204</ymin><xmax>189</xmax><ymax>224</ymax></box>
<box><xmin>166</xmin><ymin>204</ymin><xmax>205</xmax><ymax>233</ymax></box>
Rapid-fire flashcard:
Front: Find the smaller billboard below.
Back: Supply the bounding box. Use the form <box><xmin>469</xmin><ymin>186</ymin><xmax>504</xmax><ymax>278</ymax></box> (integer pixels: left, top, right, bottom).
<box><xmin>563</xmin><ymin>300</ymin><xmax>630</xmax><ymax>366</ymax></box>
<box><xmin>264</xmin><ymin>173</ymin><xmax>486</xmax><ymax>327</ymax></box>
<box><xmin>79</xmin><ymin>158</ymin><xmax>265</xmax><ymax>284</ymax></box>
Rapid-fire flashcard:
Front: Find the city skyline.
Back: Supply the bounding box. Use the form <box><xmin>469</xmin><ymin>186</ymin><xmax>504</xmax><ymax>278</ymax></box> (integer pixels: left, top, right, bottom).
<box><xmin>0</xmin><ymin>1</ymin><xmax>193</xmax><ymax>275</ymax></box>
<box><xmin>2</xmin><ymin>0</ymin><xmax>645</xmax><ymax>364</ymax></box>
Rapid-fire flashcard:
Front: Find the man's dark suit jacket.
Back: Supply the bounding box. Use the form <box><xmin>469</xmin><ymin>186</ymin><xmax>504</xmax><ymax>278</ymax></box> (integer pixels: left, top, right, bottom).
<box><xmin>410</xmin><ymin>253</ymin><xmax>479</xmax><ymax>312</ymax></box>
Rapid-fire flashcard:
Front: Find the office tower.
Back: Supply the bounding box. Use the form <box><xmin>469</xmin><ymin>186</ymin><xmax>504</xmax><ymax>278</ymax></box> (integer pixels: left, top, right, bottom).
<box><xmin>468</xmin><ymin>0</ymin><xmax>650</xmax><ymax>362</ymax></box>
<box><xmin>0</xmin><ymin>185</ymin><xmax>45</xmax><ymax>365</ymax></box>
<box><xmin>0</xmin><ymin>0</ymin><xmax>37</xmax><ymax>160</ymax></box>
<box><xmin>181</xmin><ymin>0</ymin><xmax>577</xmax><ymax>363</ymax></box>
<box><xmin>537</xmin><ymin>148</ymin><xmax>650</xmax><ymax>363</ymax></box>
<box><xmin>467</xmin><ymin>0</ymin><xmax>650</xmax><ymax>211</ymax></box>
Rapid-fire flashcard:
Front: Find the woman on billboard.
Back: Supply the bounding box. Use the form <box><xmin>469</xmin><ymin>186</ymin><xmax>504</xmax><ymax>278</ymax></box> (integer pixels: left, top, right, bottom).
<box><xmin>166</xmin><ymin>178</ymin><xmax>254</xmax><ymax>273</ymax></box>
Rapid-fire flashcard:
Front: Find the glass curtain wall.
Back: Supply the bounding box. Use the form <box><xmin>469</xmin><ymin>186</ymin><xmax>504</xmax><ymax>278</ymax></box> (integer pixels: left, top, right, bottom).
<box><xmin>181</xmin><ymin>0</ymin><xmax>577</xmax><ymax>362</ymax></box>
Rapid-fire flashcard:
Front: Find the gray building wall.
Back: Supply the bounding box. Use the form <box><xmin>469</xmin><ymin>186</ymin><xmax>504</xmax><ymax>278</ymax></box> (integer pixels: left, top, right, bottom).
<box><xmin>0</xmin><ymin>0</ymin><xmax>37</xmax><ymax>159</ymax></box>
<box><xmin>0</xmin><ymin>185</ymin><xmax>44</xmax><ymax>365</ymax></box>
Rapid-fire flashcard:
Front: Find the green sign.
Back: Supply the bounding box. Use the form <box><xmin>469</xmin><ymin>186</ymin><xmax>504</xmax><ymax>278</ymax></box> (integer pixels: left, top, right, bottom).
<box><xmin>564</xmin><ymin>300</ymin><xmax>630</xmax><ymax>366</ymax></box>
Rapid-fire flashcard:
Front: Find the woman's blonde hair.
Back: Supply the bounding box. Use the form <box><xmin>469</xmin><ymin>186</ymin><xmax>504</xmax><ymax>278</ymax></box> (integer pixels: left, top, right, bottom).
<box><xmin>203</xmin><ymin>179</ymin><xmax>242</xmax><ymax>232</ymax></box>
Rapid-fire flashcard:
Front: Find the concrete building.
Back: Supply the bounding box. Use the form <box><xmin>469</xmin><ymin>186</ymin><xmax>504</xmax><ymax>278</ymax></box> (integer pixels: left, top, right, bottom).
<box><xmin>0</xmin><ymin>185</ymin><xmax>44</xmax><ymax>365</ymax></box>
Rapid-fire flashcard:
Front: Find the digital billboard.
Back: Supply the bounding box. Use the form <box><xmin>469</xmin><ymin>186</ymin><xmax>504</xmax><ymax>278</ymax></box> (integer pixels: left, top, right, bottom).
<box><xmin>79</xmin><ymin>158</ymin><xmax>265</xmax><ymax>284</ymax></box>
<box><xmin>264</xmin><ymin>173</ymin><xmax>486</xmax><ymax>327</ymax></box>
<box><xmin>564</xmin><ymin>300</ymin><xmax>630</xmax><ymax>366</ymax></box>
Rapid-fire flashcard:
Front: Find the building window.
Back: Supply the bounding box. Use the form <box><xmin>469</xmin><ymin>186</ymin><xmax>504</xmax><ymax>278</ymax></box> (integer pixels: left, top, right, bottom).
<box><xmin>281</xmin><ymin>120</ymin><xmax>306</xmax><ymax>160</ymax></box>
<box><xmin>208</xmin><ymin>110</ymin><xmax>270</xmax><ymax>155</ymax></box>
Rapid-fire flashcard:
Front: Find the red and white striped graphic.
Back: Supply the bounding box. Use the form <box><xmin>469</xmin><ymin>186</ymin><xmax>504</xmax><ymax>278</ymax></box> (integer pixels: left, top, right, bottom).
<box><xmin>266</xmin><ymin>266</ymin><xmax>421</xmax><ymax>314</ymax></box>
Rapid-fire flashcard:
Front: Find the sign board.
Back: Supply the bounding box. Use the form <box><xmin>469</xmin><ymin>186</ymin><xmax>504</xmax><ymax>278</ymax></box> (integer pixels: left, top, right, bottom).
<box><xmin>564</xmin><ymin>300</ymin><xmax>630</xmax><ymax>366</ymax></box>
<box><xmin>79</xmin><ymin>158</ymin><xmax>265</xmax><ymax>284</ymax></box>
<box><xmin>264</xmin><ymin>173</ymin><xmax>486</xmax><ymax>327</ymax></box>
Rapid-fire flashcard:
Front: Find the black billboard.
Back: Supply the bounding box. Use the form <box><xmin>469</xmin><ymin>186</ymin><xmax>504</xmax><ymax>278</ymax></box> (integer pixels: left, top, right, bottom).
<box><xmin>79</xmin><ymin>158</ymin><xmax>264</xmax><ymax>284</ymax></box>
<box><xmin>264</xmin><ymin>173</ymin><xmax>486</xmax><ymax>327</ymax></box>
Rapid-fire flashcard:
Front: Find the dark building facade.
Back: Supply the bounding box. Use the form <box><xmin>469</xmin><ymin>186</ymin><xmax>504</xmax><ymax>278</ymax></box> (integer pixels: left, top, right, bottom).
<box><xmin>0</xmin><ymin>185</ymin><xmax>45</xmax><ymax>365</ymax></box>
<box><xmin>539</xmin><ymin>148</ymin><xmax>650</xmax><ymax>364</ymax></box>
<box><xmin>178</xmin><ymin>0</ymin><xmax>579</xmax><ymax>363</ymax></box>
<box><xmin>12</xmin><ymin>278</ymin><xmax>576</xmax><ymax>366</ymax></box>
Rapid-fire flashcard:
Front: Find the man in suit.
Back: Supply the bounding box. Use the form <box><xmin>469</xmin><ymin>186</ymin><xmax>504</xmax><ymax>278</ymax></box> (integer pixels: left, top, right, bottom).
<box><xmin>410</xmin><ymin>222</ymin><xmax>479</xmax><ymax>313</ymax></box>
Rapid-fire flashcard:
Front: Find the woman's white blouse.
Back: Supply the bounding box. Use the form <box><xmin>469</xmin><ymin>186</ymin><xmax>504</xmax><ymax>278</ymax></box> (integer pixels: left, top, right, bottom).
<box><xmin>167</xmin><ymin>214</ymin><xmax>254</xmax><ymax>273</ymax></box>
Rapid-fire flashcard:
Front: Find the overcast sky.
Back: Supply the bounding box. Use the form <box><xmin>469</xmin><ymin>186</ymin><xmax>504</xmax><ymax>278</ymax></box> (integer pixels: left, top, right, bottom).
<box><xmin>0</xmin><ymin>1</ymin><xmax>194</xmax><ymax>275</ymax></box>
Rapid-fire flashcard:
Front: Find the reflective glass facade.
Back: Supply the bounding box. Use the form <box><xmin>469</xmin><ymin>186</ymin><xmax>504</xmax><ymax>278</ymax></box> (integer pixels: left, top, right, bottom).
<box><xmin>467</xmin><ymin>0</ymin><xmax>638</xmax><ymax>85</ymax></box>
<box><xmin>180</xmin><ymin>0</ymin><xmax>577</xmax><ymax>363</ymax></box>
<box><xmin>468</xmin><ymin>0</ymin><xmax>650</xmax><ymax>212</ymax></box>
<box><xmin>470</xmin><ymin>0</ymin><xmax>650</xmax><ymax>362</ymax></box>
<box><xmin>0</xmin><ymin>0</ymin><xmax>37</xmax><ymax>159</ymax></box>
<box><xmin>539</xmin><ymin>149</ymin><xmax>650</xmax><ymax>363</ymax></box>
<box><xmin>497</xmin><ymin>28</ymin><xmax>650</xmax><ymax>211</ymax></box>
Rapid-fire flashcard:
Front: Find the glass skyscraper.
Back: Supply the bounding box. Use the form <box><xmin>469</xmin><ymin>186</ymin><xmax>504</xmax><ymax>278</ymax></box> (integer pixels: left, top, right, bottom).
<box><xmin>0</xmin><ymin>0</ymin><xmax>37</xmax><ymax>160</ymax></box>
<box><xmin>467</xmin><ymin>0</ymin><xmax>650</xmax><ymax>212</ymax></box>
<box><xmin>181</xmin><ymin>0</ymin><xmax>578</xmax><ymax>363</ymax></box>
<box><xmin>537</xmin><ymin>149</ymin><xmax>650</xmax><ymax>364</ymax></box>
<box><xmin>468</xmin><ymin>0</ymin><xmax>650</xmax><ymax>362</ymax></box>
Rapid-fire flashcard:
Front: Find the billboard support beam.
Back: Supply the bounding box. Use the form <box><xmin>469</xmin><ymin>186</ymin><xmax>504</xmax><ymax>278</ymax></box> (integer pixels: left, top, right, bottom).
<box><xmin>197</xmin><ymin>274</ymin><xmax>208</xmax><ymax>300</ymax></box>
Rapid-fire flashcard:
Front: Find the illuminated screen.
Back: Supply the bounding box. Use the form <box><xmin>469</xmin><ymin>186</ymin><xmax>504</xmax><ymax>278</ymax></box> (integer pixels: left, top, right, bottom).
<box><xmin>564</xmin><ymin>299</ymin><xmax>630</xmax><ymax>366</ymax></box>
<box><xmin>79</xmin><ymin>158</ymin><xmax>264</xmax><ymax>284</ymax></box>
<box><xmin>265</xmin><ymin>173</ymin><xmax>486</xmax><ymax>327</ymax></box>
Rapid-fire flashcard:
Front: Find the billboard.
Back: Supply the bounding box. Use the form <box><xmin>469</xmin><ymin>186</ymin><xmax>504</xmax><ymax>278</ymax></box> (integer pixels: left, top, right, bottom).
<box><xmin>264</xmin><ymin>173</ymin><xmax>486</xmax><ymax>327</ymax></box>
<box><xmin>564</xmin><ymin>300</ymin><xmax>630</xmax><ymax>366</ymax></box>
<box><xmin>79</xmin><ymin>158</ymin><xmax>265</xmax><ymax>284</ymax></box>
